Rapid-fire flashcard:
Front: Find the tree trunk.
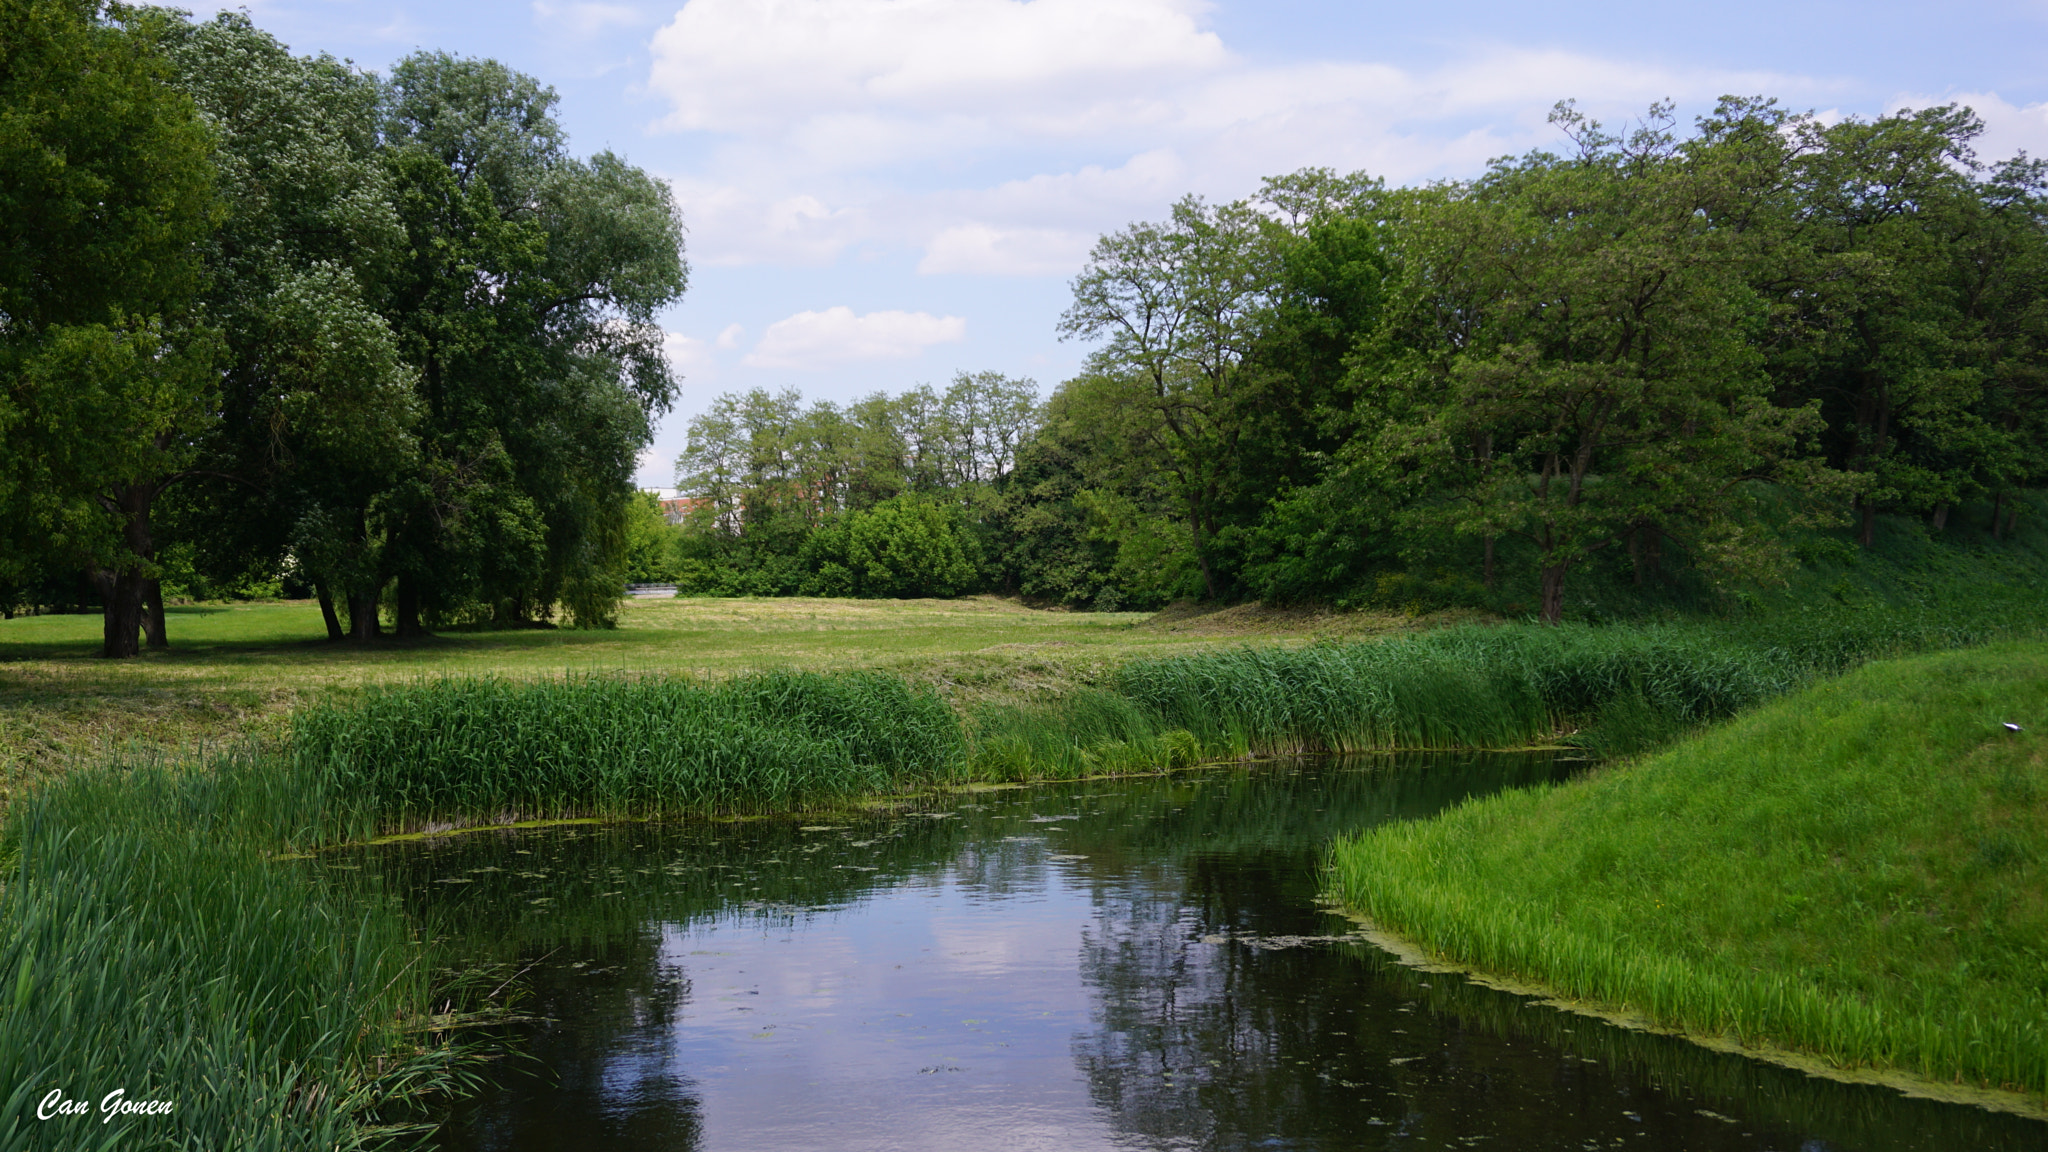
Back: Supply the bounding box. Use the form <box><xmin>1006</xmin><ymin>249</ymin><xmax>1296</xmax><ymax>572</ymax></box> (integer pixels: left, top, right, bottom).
<box><xmin>1931</xmin><ymin>503</ymin><xmax>1949</xmax><ymax>532</ymax></box>
<box><xmin>92</xmin><ymin>567</ymin><xmax>145</xmax><ymax>657</ymax></box>
<box><xmin>1857</xmin><ymin>498</ymin><xmax>1876</xmax><ymax>548</ymax></box>
<box><xmin>395</xmin><ymin>573</ymin><xmax>425</xmax><ymax>638</ymax></box>
<box><xmin>1482</xmin><ymin>536</ymin><xmax>1495</xmax><ymax>591</ymax></box>
<box><xmin>94</xmin><ymin>482</ymin><xmax>159</xmax><ymax>658</ymax></box>
<box><xmin>142</xmin><ymin>578</ymin><xmax>166</xmax><ymax>649</ymax></box>
<box><xmin>1628</xmin><ymin>526</ymin><xmax>1643</xmax><ymax>586</ymax></box>
<box><xmin>314</xmin><ymin>580</ymin><xmax>344</xmax><ymax>642</ymax></box>
<box><xmin>346</xmin><ymin>591</ymin><xmax>381</xmax><ymax>641</ymax></box>
<box><xmin>1991</xmin><ymin>491</ymin><xmax>2005</xmax><ymax>539</ymax></box>
<box><xmin>2007</xmin><ymin>505</ymin><xmax>2022</xmax><ymax>539</ymax></box>
<box><xmin>1188</xmin><ymin>512</ymin><xmax>1218</xmax><ymax>600</ymax></box>
<box><xmin>1539</xmin><ymin>563</ymin><xmax>1567</xmax><ymax>625</ymax></box>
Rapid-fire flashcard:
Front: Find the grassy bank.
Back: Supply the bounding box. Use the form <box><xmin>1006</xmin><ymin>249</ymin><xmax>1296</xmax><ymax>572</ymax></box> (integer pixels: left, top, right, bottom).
<box><xmin>284</xmin><ymin>603</ymin><xmax>2045</xmax><ymax>831</ymax></box>
<box><xmin>1332</xmin><ymin>641</ymin><xmax>2048</xmax><ymax>1103</ymax></box>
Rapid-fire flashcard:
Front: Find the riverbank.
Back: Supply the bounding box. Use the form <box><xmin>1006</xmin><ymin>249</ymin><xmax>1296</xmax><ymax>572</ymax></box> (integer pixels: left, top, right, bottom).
<box><xmin>1332</xmin><ymin>641</ymin><xmax>2048</xmax><ymax>1109</ymax></box>
<box><xmin>288</xmin><ymin>609</ymin><xmax>2030</xmax><ymax>834</ymax></box>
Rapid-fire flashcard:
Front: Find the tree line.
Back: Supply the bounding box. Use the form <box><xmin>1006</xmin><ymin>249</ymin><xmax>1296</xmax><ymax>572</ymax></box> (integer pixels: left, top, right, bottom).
<box><xmin>671</xmin><ymin>98</ymin><xmax>2046</xmax><ymax>621</ymax></box>
<box><xmin>1</xmin><ymin>1</ymin><xmax>686</xmax><ymax>654</ymax></box>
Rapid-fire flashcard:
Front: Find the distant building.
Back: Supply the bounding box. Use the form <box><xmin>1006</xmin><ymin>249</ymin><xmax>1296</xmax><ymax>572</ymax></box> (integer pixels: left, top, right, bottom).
<box><xmin>658</xmin><ymin>496</ymin><xmax>710</xmax><ymax>525</ymax></box>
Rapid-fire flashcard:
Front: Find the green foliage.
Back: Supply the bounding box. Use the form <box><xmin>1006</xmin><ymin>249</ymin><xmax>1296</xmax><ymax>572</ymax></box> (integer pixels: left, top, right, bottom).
<box><xmin>376</xmin><ymin>52</ymin><xmax>689</xmax><ymax>635</ymax></box>
<box><xmin>1333</xmin><ymin>641</ymin><xmax>2048</xmax><ymax>1099</ymax></box>
<box><xmin>797</xmin><ymin>495</ymin><xmax>981</xmax><ymax>598</ymax></box>
<box><xmin>0</xmin><ymin>0</ymin><xmax>222</xmax><ymax>653</ymax></box>
<box><xmin>671</xmin><ymin>374</ymin><xmax>1039</xmax><ymax>598</ymax></box>
<box><xmin>622</xmin><ymin>490</ymin><xmax>681</xmax><ymax>582</ymax></box>
<box><xmin>1037</xmin><ymin>103</ymin><xmax>2048</xmax><ymax>618</ymax></box>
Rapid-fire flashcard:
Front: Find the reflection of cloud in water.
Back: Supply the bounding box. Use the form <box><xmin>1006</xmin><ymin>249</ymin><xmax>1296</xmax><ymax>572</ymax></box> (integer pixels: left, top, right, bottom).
<box><xmin>666</xmin><ymin>875</ymin><xmax>1127</xmax><ymax>1152</ymax></box>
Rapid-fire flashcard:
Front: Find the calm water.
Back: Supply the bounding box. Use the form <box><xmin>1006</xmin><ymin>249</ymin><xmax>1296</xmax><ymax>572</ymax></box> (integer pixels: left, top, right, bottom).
<box><xmin>343</xmin><ymin>754</ymin><xmax>2046</xmax><ymax>1151</ymax></box>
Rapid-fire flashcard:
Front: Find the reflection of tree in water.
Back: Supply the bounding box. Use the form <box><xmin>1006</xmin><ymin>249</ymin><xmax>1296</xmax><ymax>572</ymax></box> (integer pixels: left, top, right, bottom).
<box><xmin>1072</xmin><ymin>842</ymin><xmax>1374</xmax><ymax>1148</ymax></box>
<box><xmin>1069</xmin><ymin>752</ymin><xmax>1573</xmax><ymax>1148</ymax></box>
<box><xmin>1064</xmin><ymin>758</ymin><xmax>2048</xmax><ymax>1152</ymax></box>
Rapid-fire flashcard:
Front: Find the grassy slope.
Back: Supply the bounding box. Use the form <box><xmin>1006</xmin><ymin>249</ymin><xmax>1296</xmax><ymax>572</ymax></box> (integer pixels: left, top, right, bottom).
<box><xmin>1333</xmin><ymin>641</ymin><xmax>2048</xmax><ymax>1101</ymax></box>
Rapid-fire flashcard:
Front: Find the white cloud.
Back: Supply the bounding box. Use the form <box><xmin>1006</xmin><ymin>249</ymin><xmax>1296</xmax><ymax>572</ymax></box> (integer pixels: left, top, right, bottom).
<box><xmin>668</xmin><ymin>178</ymin><xmax>867</xmax><ymax>265</ymax></box>
<box><xmin>916</xmin><ymin>224</ymin><xmax>1095</xmax><ymax>275</ymax></box>
<box><xmin>662</xmin><ymin>330</ymin><xmax>713</xmax><ymax>371</ymax></box>
<box><xmin>648</xmin><ymin>0</ymin><xmax>1224</xmax><ymax>133</ymax></box>
<box><xmin>642</xmin><ymin>3</ymin><xmax>1831</xmax><ymax>279</ymax></box>
<box><xmin>743</xmin><ymin>307</ymin><xmax>967</xmax><ymax>369</ymax></box>
<box><xmin>715</xmin><ymin>322</ymin><xmax>745</xmax><ymax>350</ymax></box>
<box><xmin>1890</xmin><ymin>90</ymin><xmax>2048</xmax><ymax>164</ymax></box>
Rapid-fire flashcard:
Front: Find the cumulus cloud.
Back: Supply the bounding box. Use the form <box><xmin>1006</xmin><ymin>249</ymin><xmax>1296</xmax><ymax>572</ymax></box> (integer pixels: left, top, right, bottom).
<box><xmin>648</xmin><ymin>0</ymin><xmax>1223</xmax><ymax>133</ymax></box>
<box><xmin>641</xmin><ymin>1</ymin><xmax>1826</xmax><ymax>278</ymax></box>
<box><xmin>743</xmin><ymin>307</ymin><xmax>967</xmax><ymax>369</ymax></box>
<box><xmin>1890</xmin><ymin>90</ymin><xmax>2048</xmax><ymax>165</ymax></box>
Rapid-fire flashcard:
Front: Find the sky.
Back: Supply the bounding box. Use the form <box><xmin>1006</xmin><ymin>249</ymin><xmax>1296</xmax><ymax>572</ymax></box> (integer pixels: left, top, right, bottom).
<box><xmin>210</xmin><ymin>0</ymin><xmax>2048</xmax><ymax>488</ymax></box>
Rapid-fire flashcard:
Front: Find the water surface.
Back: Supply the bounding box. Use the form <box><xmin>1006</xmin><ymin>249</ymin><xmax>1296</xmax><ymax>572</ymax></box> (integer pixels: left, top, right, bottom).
<box><xmin>346</xmin><ymin>753</ymin><xmax>2044</xmax><ymax>1151</ymax></box>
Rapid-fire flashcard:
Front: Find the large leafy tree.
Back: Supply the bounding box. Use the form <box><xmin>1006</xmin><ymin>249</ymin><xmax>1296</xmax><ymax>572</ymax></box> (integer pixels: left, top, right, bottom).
<box><xmin>1369</xmin><ymin>101</ymin><xmax>1844</xmax><ymax>622</ymax></box>
<box><xmin>0</xmin><ymin>0</ymin><xmax>219</xmax><ymax>656</ymax></box>
<box><xmin>1058</xmin><ymin>195</ymin><xmax>1275</xmax><ymax>599</ymax></box>
<box><xmin>157</xmin><ymin>11</ymin><xmax>418</xmax><ymax>643</ymax></box>
<box><xmin>1764</xmin><ymin>106</ymin><xmax>2048</xmax><ymax>543</ymax></box>
<box><xmin>377</xmin><ymin>52</ymin><xmax>687</xmax><ymax>632</ymax></box>
<box><xmin>1058</xmin><ymin>172</ymin><xmax>1382</xmax><ymax>600</ymax></box>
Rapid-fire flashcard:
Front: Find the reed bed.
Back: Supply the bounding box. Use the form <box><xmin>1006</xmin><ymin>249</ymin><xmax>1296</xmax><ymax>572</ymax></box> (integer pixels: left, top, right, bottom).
<box><xmin>1102</xmin><ymin>609</ymin><xmax>2036</xmax><ymax>762</ymax></box>
<box><xmin>1332</xmin><ymin>641</ymin><xmax>2048</xmax><ymax>1101</ymax></box>
<box><xmin>292</xmin><ymin>670</ymin><xmax>965</xmax><ymax>828</ymax></box>
<box><xmin>289</xmin><ymin>607</ymin><xmax>2045</xmax><ymax>821</ymax></box>
<box><xmin>0</xmin><ymin>752</ymin><xmax>474</xmax><ymax>1150</ymax></box>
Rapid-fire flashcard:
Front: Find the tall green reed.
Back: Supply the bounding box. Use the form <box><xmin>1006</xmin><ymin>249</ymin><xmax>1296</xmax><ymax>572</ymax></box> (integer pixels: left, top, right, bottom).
<box><xmin>0</xmin><ymin>752</ymin><xmax>475</xmax><ymax>1150</ymax></box>
<box><xmin>293</xmin><ymin>670</ymin><xmax>966</xmax><ymax>828</ymax></box>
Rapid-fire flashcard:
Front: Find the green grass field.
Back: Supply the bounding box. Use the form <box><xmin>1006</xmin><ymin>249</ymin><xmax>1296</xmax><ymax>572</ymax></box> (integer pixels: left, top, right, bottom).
<box><xmin>1332</xmin><ymin>641</ymin><xmax>2048</xmax><ymax>1106</ymax></box>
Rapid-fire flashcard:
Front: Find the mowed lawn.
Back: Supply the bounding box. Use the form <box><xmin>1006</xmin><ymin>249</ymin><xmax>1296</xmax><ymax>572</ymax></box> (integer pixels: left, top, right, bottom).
<box><xmin>0</xmin><ymin>595</ymin><xmax>1400</xmax><ymax>776</ymax></box>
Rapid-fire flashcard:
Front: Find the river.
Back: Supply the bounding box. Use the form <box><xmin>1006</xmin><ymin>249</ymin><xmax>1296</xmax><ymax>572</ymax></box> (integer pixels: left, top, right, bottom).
<box><xmin>337</xmin><ymin>752</ymin><xmax>2043</xmax><ymax>1151</ymax></box>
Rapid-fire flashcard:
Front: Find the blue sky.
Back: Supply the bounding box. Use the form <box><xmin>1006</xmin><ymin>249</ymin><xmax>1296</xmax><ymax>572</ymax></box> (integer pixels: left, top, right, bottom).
<box><xmin>214</xmin><ymin>0</ymin><xmax>2048</xmax><ymax>487</ymax></box>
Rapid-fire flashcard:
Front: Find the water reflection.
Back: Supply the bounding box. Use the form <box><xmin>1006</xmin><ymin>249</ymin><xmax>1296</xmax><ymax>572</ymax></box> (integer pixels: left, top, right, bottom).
<box><xmin>335</xmin><ymin>753</ymin><xmax>2045</xmax><ymax>1151</ymax></box>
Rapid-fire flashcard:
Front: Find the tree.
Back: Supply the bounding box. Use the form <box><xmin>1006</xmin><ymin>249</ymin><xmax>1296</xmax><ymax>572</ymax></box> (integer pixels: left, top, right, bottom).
<box><xmin>1763</xmin><ymin>108</ymin><xmax>2048</xmax><ymax>542</ymax></box>
<box><xmin>1059</xmin><ymin>195</ymin><xmax>1274</xmax><ymax>599</ymax></box>
<box><xmin>377</xmin><ymin>52</ymin><xmax>688</xmax><ymax>631</ymax></box>
<box><xmin>800</xmin><ymin>496</ymin><xmax>979</xmax><ymax>599</ymax></box>
<box><xmin>1762</xmin><ymin>105</ymin><xmax>1992</xmax><ymax>546</ymax></box>
<box><xmin>0</xmin><ymin>0</ymin><xmax>220</xmax><ymax>656</ymax></box>
<box><xmin>157</xmin><ymin>11</ymin><xmax>417</xmax><ymax>644</ymax></box>
<box><xmin>1372</xmin><ymin>101</ymin><xmax>1842</xmax><ymax>622</ymax></box>
<box><xmin>1058</xmin><ymin>172</ymin><xmax>1379</xmax><ymax>600</ymax></box>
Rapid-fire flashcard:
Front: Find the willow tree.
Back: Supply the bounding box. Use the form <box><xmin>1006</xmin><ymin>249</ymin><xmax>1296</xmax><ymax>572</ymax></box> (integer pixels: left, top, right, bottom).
<box><xmin>378</xmin><ymin>53</ymin><xmax>688</xmax><ymax>632</ymax></box>
<box><xmin>159</xmin><ymin>11</ymin><xmax>419</xmax><ymax>643</ymax></box>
